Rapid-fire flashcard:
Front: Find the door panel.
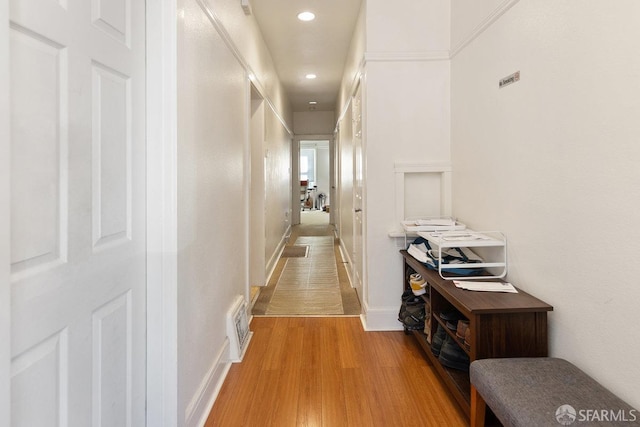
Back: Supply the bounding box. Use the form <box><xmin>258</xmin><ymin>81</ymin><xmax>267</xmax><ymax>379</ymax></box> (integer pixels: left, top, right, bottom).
<box><xmin>1</xmin><ymin>0</ymin><xmax>11</xmax><ymax>424</ymax></box>
<box><xmin>9</xmin><ymin>0</ymin><xmax>146</xmax><ymax>425</ymax></box>
<box><xmin>352</xmin><ymin>83</ymin><xmax>364</xmax><ymax>299</ymax></box>
<box><xmin>249</xmin><ymin>88</ymin><xmax>266</xmax><ymax>286</ymax></box>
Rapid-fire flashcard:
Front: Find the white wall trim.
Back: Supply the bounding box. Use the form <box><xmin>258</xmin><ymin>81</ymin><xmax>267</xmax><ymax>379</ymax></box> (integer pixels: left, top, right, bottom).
<box><xmin>394</xmin><ymin>163</ymin><xmax>452</xmax><ymax>174</ymax></box>
<box><xmin>392</xmin><ymin>163</ymin><xmax>453</xmax><ymax>233</ymax></box>
<box><xmin>244</xmin><ymin>77</ymin><xmax>253</xmax><ymax>303</ymax></box>
<box><xmin>335</xmin><ymin>56</ymin><xmax>365</xmax><ymax>133</ymax></box>
<box><xmin>265</xmin><ymin>229</ymin><xmax>289</xmax><ymax>283</ymax></box>
<box><xmin>360</xmin><ymin>304</ymin><xmax>403</xmax><ymax>332</ymax></box>
<box><xmin>194</xmin><ymin>0</ymin><xmax>293</xmax><ymax>137</ymax></box>
<box><xmin>338</xmin><ymin>239</ymin><xmax>354</xmax><ymax>282</ymax></box>
<box><xmin>295</xmin><ymin>134</ymin><xmax>335</xmax><ymax>140</ymax></box>
<box><xmin>450</xmin><ymin>0</ymin><xmax>521</xmax><ymax>58</ymax></box>
<box><xmin>185</xmin><ymin>339</ymin><xmax>232</xmax><ymax>427</ymax></box>
<box><xmin>0</xmin><ymin>0</ymin><xmax>11</xmax><ymax>422</ymax></box>
<box><xmin>335</xmin><ymin>56</ymin><xmax>364</xmax><ymax>131</ymax></box>
<box><xmin>146</xmin><ymin>0</ymin><xmax>178</xmax><ymax>426</ymax></box>
<box><xmin>337</xmin><ymin>49</ymin><xmax>450</xmax><ymax>131</ymax></box>
<box><xmin>291</xmin><ymin>139</ymin><xmax>301</xmax><ymax>225</ymax></box>
<box><xmin>358</xmin><ymin>76</ymin><xmax>368</xmax><ymax>307</ymax></box>
<box><xmin>365</xmin><ymin>51</ymin><xmax>450</xmax><ymax>62</ymax></box>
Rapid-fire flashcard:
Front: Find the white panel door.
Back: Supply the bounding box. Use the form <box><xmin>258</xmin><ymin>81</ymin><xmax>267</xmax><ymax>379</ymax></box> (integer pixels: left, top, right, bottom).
<box><xmin>352</xmin><ymin>83</ymin><xmax>364</xmax><ymax>299</ymax></box>
<box><xmin>249</xmin><ymin>89</ymin><xmax>266</xmax><ymax>287</ymax></box>
<box><xmin>8</xmin><ymin>0</ymin><xmax>146</xmax><ymax>425</ymax></box>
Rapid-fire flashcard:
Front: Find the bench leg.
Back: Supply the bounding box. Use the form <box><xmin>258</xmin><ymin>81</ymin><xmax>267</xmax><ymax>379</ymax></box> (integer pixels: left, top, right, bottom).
<box><xmin>470</xmin><ymin>385</ymin><xmax>486</xmax><ymax>427</ymax></box>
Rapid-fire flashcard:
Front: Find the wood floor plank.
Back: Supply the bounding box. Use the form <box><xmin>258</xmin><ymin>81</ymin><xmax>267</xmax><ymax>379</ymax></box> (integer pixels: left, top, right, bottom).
<box><xmin>207</xmin><ymin>317</ymin><xmax>467</xmax><ymax>426</ymax></box>
<box><xmin>296</xmin><ymin>367</ymin><xmax>323</xmax><ymax>427</ymax></box>
<box><xmin>320</xmin><ymin>364</ymin><xmax>348</xmax><ymax>426</ymax></box>
<box><xmin>300</xmin><ymin>318</ymin><xmax>322</xmax><ymax>370</ymax></box>
<box><xmin>335</xmin><ymin>317</ymin><xmax>364</xmax><ymax>369</ymax></box>
<box><xmin>243</xmin><ymin>369</ymin><xmax>280</xmax><ymax>426</ymax></box>
<box><xmin>204</xmin><ymin>324</ymin><xmax>273</xmax><ymax>425</ymax></box>
<box><xmin>341</xmin><ymin>367</ymin><xmax>376</xmax><ymax>426</ymax></box>
<box><xmin>268</xmin><ymin>362</ymin><xmax>302</xmax><ymax>427</ymax></box>
<box><xmin>267</xmin><ymin>323</ymin><xmax>305</xmax><ymax>426</ymax></box>
<box><xmin>260</xmin><ymin>317</ymin><xmax>291</xmax><ymax>371</ymax></box>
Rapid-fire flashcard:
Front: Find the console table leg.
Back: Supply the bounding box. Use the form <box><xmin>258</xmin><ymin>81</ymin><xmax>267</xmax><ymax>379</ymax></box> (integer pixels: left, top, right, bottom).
<box><xmin>470</xmin><ymin>385</ymin><xmax>486</xmax><ymax>427</ymax></box>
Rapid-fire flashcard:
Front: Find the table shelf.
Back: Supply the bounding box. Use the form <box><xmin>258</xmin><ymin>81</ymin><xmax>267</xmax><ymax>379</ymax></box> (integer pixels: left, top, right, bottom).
<box><xmin>400</xmin><ymin>250</ymin><xmax>553</xmax><ymax>419</ymax></box>
<box><xmin>417</xmin><ymin>230</ymin><xmax>507</xmax><ymax>280</ymax></box>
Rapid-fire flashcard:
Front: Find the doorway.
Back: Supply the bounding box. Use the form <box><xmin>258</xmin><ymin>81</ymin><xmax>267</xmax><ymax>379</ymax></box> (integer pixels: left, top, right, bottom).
<box><xmin>249</xmin><ymin>84</ymin><xmax>266</xmax><ymax>288</ymax></box>
<box><xmin>298</xmin><ymin>140</ymin><xmax>330</xmax><ymax>225</ymax></box>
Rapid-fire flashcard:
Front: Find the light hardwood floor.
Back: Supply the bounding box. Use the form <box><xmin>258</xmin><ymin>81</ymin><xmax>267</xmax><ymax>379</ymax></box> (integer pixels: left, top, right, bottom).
<box><xmin>205</xmin><ymin>317</ymin><xmax>467</xmax><ymax>426</ymax></box>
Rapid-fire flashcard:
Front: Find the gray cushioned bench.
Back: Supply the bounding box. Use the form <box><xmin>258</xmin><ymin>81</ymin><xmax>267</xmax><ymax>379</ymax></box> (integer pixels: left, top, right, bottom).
<box><xmin>470</xmin><ymin>358</ymin><xmax>640</xmax><ymax>427</ymax></box>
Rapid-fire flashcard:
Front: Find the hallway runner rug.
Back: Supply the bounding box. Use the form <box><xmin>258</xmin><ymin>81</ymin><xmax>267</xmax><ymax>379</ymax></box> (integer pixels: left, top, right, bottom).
<box><xmin>265</xmin><ymin>236</ymin><xmax>343</xmax><ymax>315</ymax></box>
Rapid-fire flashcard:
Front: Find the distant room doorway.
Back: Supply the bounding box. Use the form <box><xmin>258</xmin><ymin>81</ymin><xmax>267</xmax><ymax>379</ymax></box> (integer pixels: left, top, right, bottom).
<box><xmin>300</xmin><ymin>140</ymin><xmax>330</xmax><ymax>225</ymax></box>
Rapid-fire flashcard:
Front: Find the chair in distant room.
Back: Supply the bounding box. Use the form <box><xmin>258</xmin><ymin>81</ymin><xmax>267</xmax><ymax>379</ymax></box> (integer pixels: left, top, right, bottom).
<box><xmin>300</xmin><ymin>180</ymin><xmax>309</xmax><ymax>210</ymax></box>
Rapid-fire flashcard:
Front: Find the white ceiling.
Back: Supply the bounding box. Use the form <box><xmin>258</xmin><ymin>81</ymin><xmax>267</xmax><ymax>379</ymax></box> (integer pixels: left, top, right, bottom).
<box><xmin>250</xmin><ymin>0</ymin><xmax>363</xmax><ymax>113</ymax></box>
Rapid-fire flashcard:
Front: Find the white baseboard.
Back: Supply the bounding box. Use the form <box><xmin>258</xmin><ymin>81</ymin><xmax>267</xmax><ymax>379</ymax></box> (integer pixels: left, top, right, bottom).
<box><xmin>265</xmin><ymin>226</ymin><xmax>290</xmax><ymax>283</ymax></box>
<box><xmin>184</xmin><ymin>338</ymin><xmax>232</xmax><ymax>427</ymax></box>
<box><xmin>360</xmin><ymin>303</ymin><xmax>404</xmax><ymax>331</ymax></box>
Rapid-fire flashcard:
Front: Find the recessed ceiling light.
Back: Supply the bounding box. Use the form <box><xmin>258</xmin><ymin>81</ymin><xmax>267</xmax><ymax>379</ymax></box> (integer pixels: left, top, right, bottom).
<box><xmin>305</xmin><ymin>74</ymin><xmax>317</xmax><ymax>79</ymax></box>
<box><xmin>297</xmin><ymin>11</ymin><xmax>315</xmax><ymax>21</ymax></box>
<box><xmin>309</xmin><ymin>101</ymin><xmax>318</xmax><ymax>105</ymax></box>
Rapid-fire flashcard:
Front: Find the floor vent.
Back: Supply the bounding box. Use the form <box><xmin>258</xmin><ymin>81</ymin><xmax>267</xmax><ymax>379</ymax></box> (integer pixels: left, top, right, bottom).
<box><xmin>227</xmin><ymin>296</ymin><xmax>253</xmax><ymax>362</ymax></box>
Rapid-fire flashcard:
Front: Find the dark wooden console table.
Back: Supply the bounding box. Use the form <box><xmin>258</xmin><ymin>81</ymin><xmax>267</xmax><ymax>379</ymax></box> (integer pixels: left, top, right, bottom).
<box><xmin>400</xmin><ymin>250</ymin><xmax>553</xmax><ymax>418</ymax></box>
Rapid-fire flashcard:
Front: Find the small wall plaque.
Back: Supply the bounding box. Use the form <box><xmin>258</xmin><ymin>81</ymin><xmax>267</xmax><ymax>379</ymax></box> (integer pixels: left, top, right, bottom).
<box><xmin>499</xmin><ymin>71</ymin><xmax>520</xmax><ymax>88</ymax></box>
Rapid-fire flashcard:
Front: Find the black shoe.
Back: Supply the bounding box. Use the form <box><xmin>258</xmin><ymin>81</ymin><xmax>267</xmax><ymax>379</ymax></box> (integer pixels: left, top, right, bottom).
<box><xmin>438</xmin><ymin>335</ymin><xmax>470</xmax><ymax>371</ymax></box>
<box><xmin>431</xmin><ymin>324</ymin><xmax>446</xmax><ymax>357</ymax></box>
<box><xmin>401</xmin><ymin>302</ymin><xmax>425</xmax><ymax>330</ymax></box>
<box><xmin>439</xmin><ymin>311</ymin><xmax>464</xmax><ymax>331</ymax></box>
<box><xmin>398</xmin><ymin>290</ymin><xmax>424</xmax><ymax>325</ymax></box>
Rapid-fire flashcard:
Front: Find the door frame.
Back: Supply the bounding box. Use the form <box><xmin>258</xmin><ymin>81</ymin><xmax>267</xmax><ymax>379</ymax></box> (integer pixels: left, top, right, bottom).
<box><xmin>351</xmin><ymin>80</ymin><xmax>365</xmax><ymax>303</ymax></box>
<box><xmin>291</xmin><ymin>134</ymin><xmax>334</xmax><ymax>226</ymax></box>
<box><xmin>1</xmin><ymin>0</ymin><xmax>11</xmax><ymax>423</ymax></box>
<box><xmin>146</xmin><ymin>0</ymin><xmax>178</xmax><ymax>426</ymax></box>
<box><xmin>248</xmin><ymin>83</ymin><xmax>266</xmax><ymax>287</ymax></box>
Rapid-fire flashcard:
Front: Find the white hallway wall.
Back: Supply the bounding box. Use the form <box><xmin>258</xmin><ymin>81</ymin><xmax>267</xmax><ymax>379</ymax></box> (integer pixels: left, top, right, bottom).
<box><xmin>335</xmin><ymin>1</ymin><xmax>364</xmax><ymax>295</ymax></box>
<box><xmin>336</xmin><ymin>0</ymin><xmax>451</xmax><ymax>329</ymax></box>
<box><xmin>339</xmin><ymin>0</ymin><xmax>640</xmax><ymax>411</ymax></box>
<box><xmin>176</xmin><ymin>0</ymin><xmax>292</xmax><ymax>425</ymax></box>
<box><xmin>294</xmin><ymin>111</ymin><xmax>335</xmax><ymax>135</ymax></box>
<box><xmin>209</xmin><ymin>0</ymin><xmax>292</xmax><ymax>280</ymax></box>
<box><xmin>451</xmin><ymin>0</ymin><xmax>640</xmax><ymax>409</ymax></box>
<box><xmin>171</xmin><ymin>0</ymin><xmax>640</xmax><ymax>421</ymax></box>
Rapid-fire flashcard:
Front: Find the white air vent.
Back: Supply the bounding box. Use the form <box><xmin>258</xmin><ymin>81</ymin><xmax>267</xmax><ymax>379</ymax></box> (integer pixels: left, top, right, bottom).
<box><xmin>227</xmin><ymin>296</ymin><xmax>252</xmax><ymax>362</ymax></box>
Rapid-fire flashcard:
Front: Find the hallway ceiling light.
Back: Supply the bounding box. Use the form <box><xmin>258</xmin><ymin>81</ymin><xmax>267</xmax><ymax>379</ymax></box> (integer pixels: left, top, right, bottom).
<box><xmin>309</xmin><ymin>101</ymin><xmax>317</xmax><ymax>105</ymax></box>
<box><xmin>250</xmin><ymin>1</ymin><xmax>362</xmax><ymax>111</ymax></box>
<box><xmin>297</xmin><ymin>11</ymin><xmax>315</xmax><ymax>21</ymax></box>
<box><xmin>305</xmin><ymin>74</ymin><xmax>317</xmax><ymax>79</ymax></box>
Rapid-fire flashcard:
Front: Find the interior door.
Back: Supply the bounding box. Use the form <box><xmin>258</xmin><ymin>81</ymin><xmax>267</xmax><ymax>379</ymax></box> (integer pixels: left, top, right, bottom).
<box><xmin>352</xmin><ymin>83</ymin><xmax>364</xmax><ymax>299</ymax></box>
<box><xmin>249</xmin><ymin>86</ymin><xmax>266</xmax><ymax>287</ymax></box>
<box><xmin>9</xmin><ymin>0</ymin><xmax>146</xmax><ymax>425</ymax></box>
